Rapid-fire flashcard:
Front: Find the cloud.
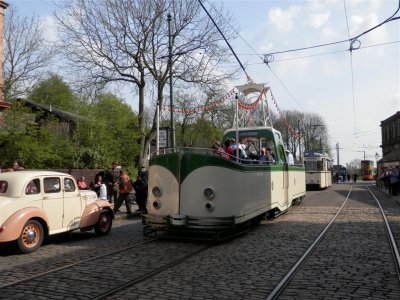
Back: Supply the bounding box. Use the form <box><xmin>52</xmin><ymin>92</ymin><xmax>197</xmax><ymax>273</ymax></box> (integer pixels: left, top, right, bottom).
<box><xmin>307</xmin><ymin>12</ymin><xmax>330</xmax><ymax>29</ymax></box>
<box><xmin>40</xmin><ymin>15</ymin><xmax>58</xmax><ymax>43</ymax></box>
<box><xmin>267</xmin><ymin>5</ymin><xmax>301</xmax><ymax>33</ymax></box>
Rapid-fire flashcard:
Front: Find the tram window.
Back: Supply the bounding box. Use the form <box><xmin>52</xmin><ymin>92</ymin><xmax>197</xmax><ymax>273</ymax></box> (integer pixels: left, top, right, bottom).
<box><xmin>305</xmin><ymin>161</ymin><xmax>317</xmax><ymax>171</ymax></box>
<box><xmin>317</xmin><ymin>161</ymin><xmax>323</xmax><ymax>171</ymax></box>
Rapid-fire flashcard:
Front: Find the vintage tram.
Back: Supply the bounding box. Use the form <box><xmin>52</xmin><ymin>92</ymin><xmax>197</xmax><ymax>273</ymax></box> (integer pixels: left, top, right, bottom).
<box><xmin>142</xmin><ymin>83</ymin><xmax>306</xmax><ymax>239</ymax></box>
<box><xmin>304</xmin><ymin>152</ymin><xmax>332</xmax><ymax>189</ymax></box>
<box><xmin>360</xmin><ymin>160</ymin><xmax>374</xmax><ymax>181</ymax></box>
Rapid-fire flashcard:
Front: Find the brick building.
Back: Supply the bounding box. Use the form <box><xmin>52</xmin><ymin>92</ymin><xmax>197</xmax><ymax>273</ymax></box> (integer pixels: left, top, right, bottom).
<box><xmin>379</xmin><ymin>111</ymin><xmax>400</xmax><ymax>169</ymax></box>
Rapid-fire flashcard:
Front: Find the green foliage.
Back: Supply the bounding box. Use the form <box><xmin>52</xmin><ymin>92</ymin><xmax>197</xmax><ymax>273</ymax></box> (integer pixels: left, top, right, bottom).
<box><xmin>0</xmin><ymin>77</ymin><xmax>140</xmax><ymax>171</ymax></box>
<box><xmin>176</xmin><ymin>117</ymin><xmax>223</xmax><ymax>147</ymax></box>
<box><xmin>75</xmin><ymin>93</ymin><xmax>140</xmax><ymax>169</ymax></box>
<box><xmin>0</xmin><ymin>123</ymin><xmax>74</xmax><ymax>169</ymax></box>
<box><xmin>28</xmin><ymin>74</ymin><xmax>77</xmax><ymax>112</ymax></box>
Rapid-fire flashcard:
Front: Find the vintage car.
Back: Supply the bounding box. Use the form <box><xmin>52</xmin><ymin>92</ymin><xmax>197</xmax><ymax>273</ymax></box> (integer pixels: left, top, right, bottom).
<box><xmin>0</xmin><ymin>170</ymin><xmax>114</xmax><ymax>253</ymax></box>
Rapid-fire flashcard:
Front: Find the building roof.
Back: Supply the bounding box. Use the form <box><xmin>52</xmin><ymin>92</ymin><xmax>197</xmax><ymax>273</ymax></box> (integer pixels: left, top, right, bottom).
<box><xmin>379</xmin><ymin>147</ymin><xmax>400</xmax><ymax>163</ymax></box>
<box><xmin>15</xmin><ymin>98</ymin><xmax>83</xmax><ymax>124</ymax></box>
<box><xmin>381</xmin><ymin>111</ymin><xmax>400</xmax><ymax>126</ymax></box>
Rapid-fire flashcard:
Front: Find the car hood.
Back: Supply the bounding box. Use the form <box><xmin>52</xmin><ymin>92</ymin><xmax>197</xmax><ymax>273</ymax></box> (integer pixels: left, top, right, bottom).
<box><xmin>79</xmin><ymin>190</ymin><xmax>98</xmax><ymax>203</ymax></box>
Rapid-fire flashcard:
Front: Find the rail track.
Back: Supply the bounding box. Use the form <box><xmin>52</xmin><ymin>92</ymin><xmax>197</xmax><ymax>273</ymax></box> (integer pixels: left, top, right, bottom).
<box><xmin>266</xmin><ymin>185</ymin><xmax>400</xmax><ymax>300</ymax></box>
<box><xmin>0</xmin><ymin>237</ymin><xmax>213</xmax><ymax>299</ymax></box>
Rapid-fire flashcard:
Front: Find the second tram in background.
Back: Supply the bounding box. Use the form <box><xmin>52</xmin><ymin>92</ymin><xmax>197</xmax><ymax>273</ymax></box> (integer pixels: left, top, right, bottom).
<box><xmin>361</xmin><ymin>160</ymin><xmax>374</xmax><ymax>181</ymax></box>
<box><xmin>304</xmin><ymin>152</ymin><xmax>332</xmax><ymax>190</ymax></box>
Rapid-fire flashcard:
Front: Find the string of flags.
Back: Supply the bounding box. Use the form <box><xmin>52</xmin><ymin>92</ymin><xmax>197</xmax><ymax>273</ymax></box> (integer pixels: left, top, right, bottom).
<box><xmin>161</xmin><ymin>85</ymin><xmax>301</xmax><ymax>139</ymax></box>
<box><xmin>162</xmin><ymin>88</ymin><xmax>235</xmax><ymax>113</ymax></box>
<box><xmin>269</xmin><ymin>90</ymin><xmax>302</xmax><ymax>139</ymax></box>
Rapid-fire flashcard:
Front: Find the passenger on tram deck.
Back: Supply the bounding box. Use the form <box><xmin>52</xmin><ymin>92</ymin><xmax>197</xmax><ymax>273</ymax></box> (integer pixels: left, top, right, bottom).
<box><xmin>259</xmin><ymin>148</ymin><xmax>268</xmax><ymax>163</ymax></box>
<box><xmin>225</xmin><ymin>139</ymin><xmax>236</xmax><ymax>160</ymax></box>
<box><xmin>211</xmin><ymin>141</ymin><xmax>229</xmax><ymax>159</ymax></box>
<box><xmin>230</xmin><ymin>139</ymin><xmax>248</xmax><ymax>162</ymax></box>
<box><xmin>265</xmin><ymin>147</ymin><xmax>276</xmax><ymax>164</ymax></box>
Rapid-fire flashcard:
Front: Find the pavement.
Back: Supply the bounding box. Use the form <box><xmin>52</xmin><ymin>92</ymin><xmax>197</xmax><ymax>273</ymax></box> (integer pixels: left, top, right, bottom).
<box><xmin>374</xmin><ymin>184</ymin><xmax>400</xmax><ymax>204</ymax></box>
<box><xmin>111</xmin><ymin>200</ymin><xmax>143</xmax><ymax>222</ymax></box>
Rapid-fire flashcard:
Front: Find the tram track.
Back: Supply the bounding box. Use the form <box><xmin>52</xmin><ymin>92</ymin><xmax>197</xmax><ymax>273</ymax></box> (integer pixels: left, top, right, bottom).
<box><xmin>0</xmin><ymin>237</ymin><xmax>213</xmax><ymax>299</ymax></box>
<box><xmin>266</xmin><ymin>185</ymin><xmax>400</xmax><ymax>300</ymax></box>
<box><xmin>0</xmin><ymin>238</ymin><xmax>158</xmax><ymax>289</ymax></box>
<box><xmin>92</xmin><ymin>243</ymin><xmax>212</xmax><ymax>299</ymax></box>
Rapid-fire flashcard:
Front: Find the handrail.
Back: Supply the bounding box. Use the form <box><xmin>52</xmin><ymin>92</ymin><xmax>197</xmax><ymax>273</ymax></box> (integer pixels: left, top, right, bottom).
<box><xmin>151</xmin><ymin>147</ymin><xmax>304</xmax><ymax>167</ymax></box>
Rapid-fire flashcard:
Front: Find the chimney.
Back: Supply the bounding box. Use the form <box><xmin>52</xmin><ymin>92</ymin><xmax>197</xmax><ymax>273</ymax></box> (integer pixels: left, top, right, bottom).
<box><xmin>0</xmin><ymin>1</ymin><xmax>10</xmax><ymax>125</ymax></box>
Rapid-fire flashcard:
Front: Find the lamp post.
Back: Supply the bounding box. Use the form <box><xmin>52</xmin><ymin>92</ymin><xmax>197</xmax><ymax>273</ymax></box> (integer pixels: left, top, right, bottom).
<box><xmin>375</xmin><ymin>152</ymin><xmax>380</xmax><ymax>187</ymax></box>
<box><xmin>168</xmin><ymin>13</ymin><xmax>175</xmax><ymax>149</ymax></box>
<box><xmin>0</xmin><ymin>1</ymin><xmax>11</xmax><ymax>125</ymax></box>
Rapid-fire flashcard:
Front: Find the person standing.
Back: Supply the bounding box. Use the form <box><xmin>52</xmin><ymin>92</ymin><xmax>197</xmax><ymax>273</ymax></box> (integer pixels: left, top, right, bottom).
<box><xmin>105</xmin><ymin>161</ymin><xmax>120</xmax><ymax>204</ymax></box>
<box><xmin>113</xmin><ymin>169</ymin><xmax>133</xmax><ymax>214</ymax></box>
<box><xmin>389</xmin><ymin>166</ymin><xmax>399</xmax><ymax>196</ymax></box>
<box><xmin>353</xmin><ymin>173</ymin><xmax>358</xmax><ymax>183</ymax></box>
<box><xmin>133</xmin><ymin>172</ymin><xmax>148</xmax><ymax>214</ymax></box>
<box><xmin>94</xmin><ymin>175</ymin><xmax>107</xmax><ymax>200</ymax></box>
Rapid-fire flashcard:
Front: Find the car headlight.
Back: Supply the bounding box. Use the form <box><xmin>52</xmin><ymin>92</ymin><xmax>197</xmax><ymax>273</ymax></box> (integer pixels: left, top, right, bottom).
<box><xmin>152</xmin><ymin>186</ymin><xmax>161</xmax><ymax>197</ymax></box>
<box><xmin>203</xmin><ymin>187</ymin><xmax>215</xmax><ymax>200</ymax></box>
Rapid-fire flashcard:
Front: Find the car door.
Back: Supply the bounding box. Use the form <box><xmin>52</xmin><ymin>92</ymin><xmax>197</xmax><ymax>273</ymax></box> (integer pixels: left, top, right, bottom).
<box><xmin>62</xmin><ymin>177</ymin><xmax>82</xmax><ymax>230</ymax></box>
<box><xmin>23</xmin><ymin>178</ymin><xmax>43</xmax><ymax>208</ymax></box>
<box><xmin>42</xmin><ymin>176</ymin><xmax>64</xmax><ymax>232</ymax></box>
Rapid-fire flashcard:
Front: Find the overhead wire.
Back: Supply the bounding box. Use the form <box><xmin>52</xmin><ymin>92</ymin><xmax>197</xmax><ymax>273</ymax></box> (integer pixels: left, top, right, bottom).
<box><xmin>197</xmin><ymin>0</ymin><xmax>254</xmax><ymax>83</ymax></box>
<box><xmin>205</xmin><ymin>0</ymin><xmax>398</xmax><ymax>161</ymax></box>
<box><xmin>205</xmin><ymin>0</ymin><xmax>305</xmax><ymax>112</ymax></box>
<box><xmin>342</xmin><ymin>0</ymin><xmax>358</xmax><ymax>136</ymax></box>
<box><xmin>264</xmin><ymin>0</ymin><xmax>400</xmax><ymax>59</ymax></box>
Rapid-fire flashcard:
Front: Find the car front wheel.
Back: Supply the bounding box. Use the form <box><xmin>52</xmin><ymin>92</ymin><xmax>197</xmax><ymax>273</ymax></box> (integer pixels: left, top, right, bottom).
<box><xmin>17</xmin><ymin>220</ymin><xmax>44</xmax><ymax>254</ymax></box>
<box><xmin>94</xmin><ymin>210</ymin><xmax>112</xmax><ymax>235</ymax></box>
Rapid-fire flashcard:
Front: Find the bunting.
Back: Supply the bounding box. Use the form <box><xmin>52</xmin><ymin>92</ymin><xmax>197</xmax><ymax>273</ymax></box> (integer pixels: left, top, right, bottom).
<box><xmin>162</xmin><ymin>88</ymin><xmax>235</xmax><ymax>113</ymax></box>
<box><xmin>237</xmin><ymin>87</ymin><xmax>266</xmax><ymax>110</ymax></box>
<box><xmin>269</xmin><ymin>90</ymin><xmax>303</xmax><ymax>139</ymax></box>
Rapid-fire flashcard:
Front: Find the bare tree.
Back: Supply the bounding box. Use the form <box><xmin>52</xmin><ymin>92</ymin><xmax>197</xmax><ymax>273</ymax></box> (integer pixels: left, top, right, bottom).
<box><xmin>55</xmin><ymin>0</ymin><xmax>237</xmax><ymax>166</ymax></box>
<box><xmin>273</xmin><ymin>110</ymin><xmax>332</xmax><ymax>160</ymax></box>
<box><xmin>3</xmin><ymin>5</ymin><xmax>54</xmax><ymax>101</ymax></box>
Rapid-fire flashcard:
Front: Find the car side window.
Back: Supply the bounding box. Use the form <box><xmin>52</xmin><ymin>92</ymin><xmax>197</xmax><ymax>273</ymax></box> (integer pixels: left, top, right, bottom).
<box><xmin>25</xmin><ymin>179</ymin><xmax>40</xmax><ymax>195</ymax></box>
<box><xmin>44</xmin><ymin>177</ymin><xmax>61</xmax><ymax>193</ymax></box>
<box><xmin>0</xmin><ymin>180</ymin><xmax>7</xmax><ymax>193</ymax></box>
<box><xmin>64</xmin><ymin>178</ymin><xmax>76</xmax><ymax>192</ymax></box>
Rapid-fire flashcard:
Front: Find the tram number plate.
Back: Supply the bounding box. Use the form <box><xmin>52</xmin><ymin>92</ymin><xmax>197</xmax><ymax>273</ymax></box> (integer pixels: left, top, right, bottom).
<box><xmin>171</xmin><ymin>214</ymin><xmax>186</xmax><ymax>226</ymax></box>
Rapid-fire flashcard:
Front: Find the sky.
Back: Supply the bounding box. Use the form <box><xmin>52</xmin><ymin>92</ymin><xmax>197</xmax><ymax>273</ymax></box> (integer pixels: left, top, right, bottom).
<box><xmin>8</xmin><ymin>0</ymin><xmax>400</xmax><ymax>166</ymax></box>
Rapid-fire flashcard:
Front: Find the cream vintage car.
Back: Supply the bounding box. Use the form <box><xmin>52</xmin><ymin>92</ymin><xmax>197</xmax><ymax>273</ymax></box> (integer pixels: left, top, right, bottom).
<box><xmin>0</xmin><ymin>170</ymin><xmax>114</xmax><ymax>253</ymax></box>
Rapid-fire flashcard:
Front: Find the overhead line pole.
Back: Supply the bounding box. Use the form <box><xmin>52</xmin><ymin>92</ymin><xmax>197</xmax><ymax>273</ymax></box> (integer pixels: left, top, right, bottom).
<box><xmin>168</xmin><ymin>13</ymin><xmax>175</xmax><ymax>149</ymax></box>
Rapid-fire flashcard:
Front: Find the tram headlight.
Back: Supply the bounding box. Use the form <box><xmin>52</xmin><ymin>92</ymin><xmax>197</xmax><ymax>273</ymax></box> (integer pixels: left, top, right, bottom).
<box><xmin>203</xmin><ymin>187</ymin><xmax>215</xmax><ymax>200</ymax></box>
<box><xmin>152</xmin><ymin>186</ymin><xmax>161</xmax><ymax>197</ymax></box>
<box><xmin>153</xmin><ymin>200</ymin><xmax>161</xmax><ymax>209</ymax></box>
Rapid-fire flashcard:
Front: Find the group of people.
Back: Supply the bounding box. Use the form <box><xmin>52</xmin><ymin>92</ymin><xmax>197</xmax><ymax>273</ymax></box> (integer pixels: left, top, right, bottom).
<box><xmin>211</xmin><ymin>138</ymin><xmax>276</xmax><ymax>164</ymax></box>
<box><xmin>0</xmin><ymin>160</ymin><xmax>25</xmax><ymax>172</ymax></box>
<box><xmin>380</xmin><ymin>166</ymin><xmax>400</xmax><ymax>196</ymax></box>
<box><xmin>91</xmin><ymin>161</ymin><xmax>148</xmax><ymax>214</ymax></box>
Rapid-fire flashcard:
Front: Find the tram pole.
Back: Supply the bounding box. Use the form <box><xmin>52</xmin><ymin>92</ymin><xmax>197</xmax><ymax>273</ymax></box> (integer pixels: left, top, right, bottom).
<box><xmin>336</xmin><ymin>142</ymin><xmax>340</xmax><ymax>182</ymax></box>
<box><xmin>298</xmin><ymin>119</ymin><xmax>302</xmax><ymax>163</ymax></box>
<box><xmin>156</xmin><ymin>101</ymin><xmax>159</xmax><ymax>155</ymax></box>
<box><xmin>168</xmin><ymin>13</ymin><xmax>175</xmax><ymax>149</ymax></box>
<box><xmin>235</xmin><ymin>92</ymin><xmax>239</xmax><ymax>162</ymax></box>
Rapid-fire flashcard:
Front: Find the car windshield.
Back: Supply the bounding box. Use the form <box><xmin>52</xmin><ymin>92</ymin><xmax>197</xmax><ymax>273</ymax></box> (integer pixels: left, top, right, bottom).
<box><xmin>0</xmin><ymin>180</ymin><xmax>8</xmax><ymax>193</ymax></box>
